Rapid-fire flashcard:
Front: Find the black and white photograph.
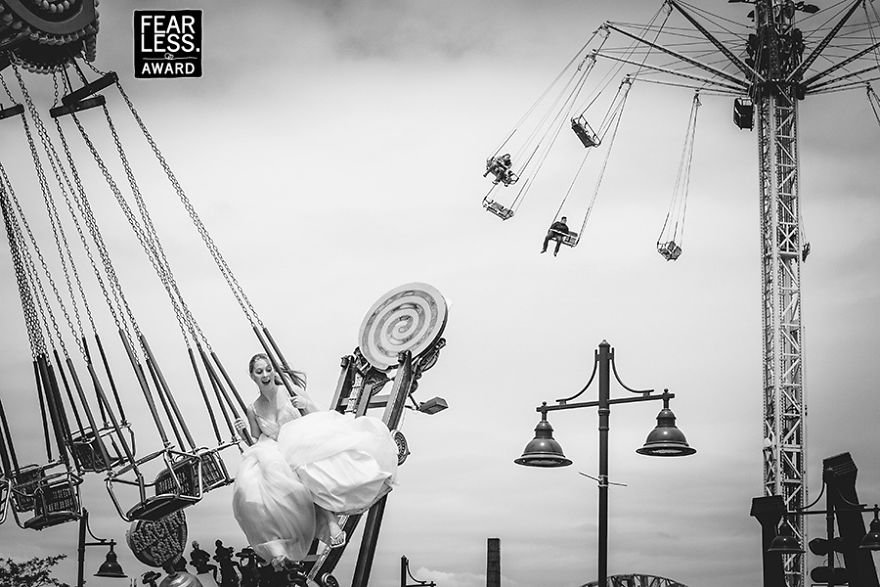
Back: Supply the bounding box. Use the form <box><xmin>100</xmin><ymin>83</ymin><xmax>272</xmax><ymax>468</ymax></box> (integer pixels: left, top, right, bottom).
<box><xmin>0</xmin><ymin>1</ymin><xmax>878</xmax><ymax>586</ymax></box>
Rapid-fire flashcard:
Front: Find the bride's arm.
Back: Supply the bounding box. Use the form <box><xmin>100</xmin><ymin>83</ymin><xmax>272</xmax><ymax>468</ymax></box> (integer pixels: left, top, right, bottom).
<box><xmin>281</xmin><ymin>368</ymin><xmax>320</xmax><ymax>414</ymax></box>
<box><xmin>291</xmin><ymin>387</ymin><xmax>320</xmax><ymax>415</ymax></box>
<box><xmin>235</xmin><ymin>405</ymin><xmax>262</xmax><ymax>446</ymax></box>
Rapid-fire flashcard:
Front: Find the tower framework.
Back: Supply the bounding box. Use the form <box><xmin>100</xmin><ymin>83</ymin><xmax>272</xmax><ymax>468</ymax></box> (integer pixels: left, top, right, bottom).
<box><xmin>587</xmin><ymin>1</ymin><xmax>880</xmax><ymax>584</ymax></box>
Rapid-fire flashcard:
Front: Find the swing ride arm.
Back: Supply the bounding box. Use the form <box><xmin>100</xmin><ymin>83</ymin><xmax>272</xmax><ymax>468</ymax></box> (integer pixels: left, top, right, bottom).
<box><xmin>666</xmin><ymin>0</ymin><xmax>762</xmax><ymax>82</ymax></box>
<box><xmin>603</xmin><ymin>23</ymin><xmax>749</xmax><ymax>89</ymax></box>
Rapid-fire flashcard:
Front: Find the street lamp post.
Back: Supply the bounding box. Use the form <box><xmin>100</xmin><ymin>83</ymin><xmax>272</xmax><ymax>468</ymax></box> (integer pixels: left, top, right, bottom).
<box><xmin>767</xmin><ymin>453</ymin><xmax>880</xmax><ymax>587</ymax></box>
<box><xmin>400</xmin><ymin>556</ymin><xmax>436</xmax><ymax>587</ymax></box>
<box><xmin>76</xmin><ymin>507</ymin><xmax>127</xmax><ymax>587</ymax></box>
<box><xmin>515</xmin><ymin>340</ymin><xmax>696</xmax><ymax>587</ymax></box>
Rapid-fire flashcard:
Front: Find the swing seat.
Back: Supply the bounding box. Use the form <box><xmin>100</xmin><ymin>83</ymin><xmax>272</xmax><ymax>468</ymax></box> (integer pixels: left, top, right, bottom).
<box><xmin>71</xmin><ymin>425</ymin><xmax>129</xmax><ymax>473</ymax></box>
<box><xmin>22</xmin><ymin>468</ymin><xmax>82</xmax><ymax>530</ymax></box>
<box><xmin>10</xmin><ymin>464</ymin><xmax>43</xmax><ymax>513</ymax></box>
<box><xmin>734</xmin><ymin>97</ymin><xmax>754</xmax><ymax>130</ymax></box>
<box><xmin>131</xmin><ymin>454</ymin><xmax>203</xmax><ymax>521</ymax></box>
<box><xmin>571</xmin><ymin>116</ymin><xmax>601</xmax><ymax>148</ymax></box>
<box><xmin>560</xmin><ymin>230</ymin><xmax>580</xmax><ymax>248</ymax></box>
<box><xmin>550</xmin><ymin>228</ymin><xmax>580</xmax><ymax>248</ymax></box>
<box><xmin>125</xmin><ymin>490</ymin><xmax>200</xmax><ymax>522</ymax></box>
<box><xmin>658</xmin><ymin>240</ymin><xmax>683</xmax><ymax>261</ymax></box>
<box><xmin>127</xmin><ymin>448</ymin><xmax>232</xmax><ymax>522</ymax></box>
<box><xmin>482</xmin><ymin>199</ymin><xmax>515</xmax><ymax>220</ymax></box>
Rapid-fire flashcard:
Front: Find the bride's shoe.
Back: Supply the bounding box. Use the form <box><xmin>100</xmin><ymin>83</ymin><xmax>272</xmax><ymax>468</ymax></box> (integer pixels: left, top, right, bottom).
<box><xmin>329</xmin><ymin>530</ymin><xmax>347</xmax><ymax>549</ymax></box>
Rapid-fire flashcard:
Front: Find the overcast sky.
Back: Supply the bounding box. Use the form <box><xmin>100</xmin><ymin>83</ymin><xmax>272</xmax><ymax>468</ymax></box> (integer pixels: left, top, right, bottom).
<box><xmin>1</xmin><ymin>1</ymin><xmax>878</xmax><ymax>586</ymax></box>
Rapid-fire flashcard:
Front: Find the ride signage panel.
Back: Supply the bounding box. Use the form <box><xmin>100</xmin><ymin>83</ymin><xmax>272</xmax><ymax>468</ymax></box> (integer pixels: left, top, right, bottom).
<box><xmin>126</xmin><ymin>510</ymin><xmax>188</xmax><ymax>568</ymax></box>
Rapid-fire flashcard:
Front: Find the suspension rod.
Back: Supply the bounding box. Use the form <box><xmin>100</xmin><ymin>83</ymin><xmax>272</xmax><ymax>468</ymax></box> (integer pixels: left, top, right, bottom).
<box><xmin>65</xmin><ymin>356</ymin><xmax>112</xmax><ymax>468</ymax></box>
<box><xmin>119</xmin><ymin>329</ymin><xmax>169</xmax><ymax>446</ymax></box>
<box><xmin>188</xmin><ymin>348</ymin><xmax>221</xmax><ymax>444</ymax></box>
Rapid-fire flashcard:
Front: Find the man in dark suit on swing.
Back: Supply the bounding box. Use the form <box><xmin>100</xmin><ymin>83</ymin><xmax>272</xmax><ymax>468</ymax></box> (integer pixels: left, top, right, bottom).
<box><xmin>541</xmin><ymin>216</ymin><xmax>570</xmax><ymax>257</ymax></box>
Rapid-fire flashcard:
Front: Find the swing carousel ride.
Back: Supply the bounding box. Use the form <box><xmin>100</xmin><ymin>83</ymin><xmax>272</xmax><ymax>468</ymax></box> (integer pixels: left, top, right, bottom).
<box><xmin>0</xmin><ymin>2</ymin><xmax>449</xmax><ymax>586</ymax></box>
<box><xmin>483</xmin><ymin>1</ymin><xmax>879</xmax><ymax>586</ymax></box>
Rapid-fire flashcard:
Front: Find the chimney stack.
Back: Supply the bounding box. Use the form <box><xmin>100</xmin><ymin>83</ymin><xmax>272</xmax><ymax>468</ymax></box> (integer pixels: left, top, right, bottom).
<box><xmin>487</xmin><ymin>538</ymin><xmax>500</xmax><ymax>587</ymax></box>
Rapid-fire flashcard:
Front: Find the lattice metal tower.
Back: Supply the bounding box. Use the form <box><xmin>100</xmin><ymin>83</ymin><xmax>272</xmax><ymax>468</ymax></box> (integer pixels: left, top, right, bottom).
<box><xmin>754</xmin><ymin>1</ymin><xmax>808</xmax><ymax>584</ymax></box>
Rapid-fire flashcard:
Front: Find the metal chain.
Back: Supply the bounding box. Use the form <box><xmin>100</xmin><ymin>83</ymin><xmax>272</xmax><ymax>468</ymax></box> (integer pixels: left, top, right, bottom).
<box><xmin>61</xmin><ymin>117</ymin><xmax>144</xmax><ymax>355</ymax></box>
<box><xmin>0</xmin><ymin>183</ymin><xmax>42</xmax><ymax>358</ymax></box>
<box><xmin>69</xmin><ymin>107</ymin><xmax>192</xmax><ymax>347</ymax></box>
<box><xmin>21</xmin><ymin>69</ymin><xmax>98</xmax><ymax>340</ymax></box>
<box><xmin>0</xmin><ymin>143</ymin><xmax>71</xmax><ymax>359</ymax></box>
<box><xmin>10</xmin><ymin>65</ymin><xmax>87</xmax><ymax>360</ymax></box>
<box><xmin>114</xmin><ymin>81</ymin><xmax>265</xmax><ymax>329</ymax></box>
<box><xmin>52</xmin><ymin>114</ymin><xmax>123</xmax><ymax>332</ymax></box>
<box><xmin>101</xmin><ymin>103</ymin><xmax>208</xmax><ymax>351</ymax></box>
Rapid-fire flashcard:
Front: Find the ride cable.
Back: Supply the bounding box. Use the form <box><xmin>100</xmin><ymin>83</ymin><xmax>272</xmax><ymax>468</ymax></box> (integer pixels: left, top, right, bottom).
<box><xmin>482</xmin><ymin>29</ymin><xmax>608</xmax><ymax>220</ymax></box>
<box><xmin>82</xmin><ymin>60</ymin><xmax>306</xmax><ymax>408</ymax></box>
<box><xmin>550</xmin><ymin>76</ymin><xmax>635</xmax><ymax>249</ymax></box>
<box><xmin>657</xmin><ymin>90</ymin><xmax>701</xmax><ymax>261</ymax></box>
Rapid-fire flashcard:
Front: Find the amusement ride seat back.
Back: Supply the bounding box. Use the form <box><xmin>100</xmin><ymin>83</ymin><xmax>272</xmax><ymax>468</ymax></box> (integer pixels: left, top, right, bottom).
<box><xmin>572</xmin><ymin>115</ymin><xmax>601</xmax><ymax>148</ymax></box>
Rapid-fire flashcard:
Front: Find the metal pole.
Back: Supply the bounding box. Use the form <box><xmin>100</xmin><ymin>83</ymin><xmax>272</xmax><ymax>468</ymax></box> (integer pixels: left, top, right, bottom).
<box><xmin>77</xmin><ymin>508</ymin><xmax>88</xmax><ymax>587</ymax></box>
<box><xmin>401</xmin><ymin>556</ymin><xmax>407</xmax><ymax>587</ymax></box>
<box><xmin>826</xmin><ymin>474</ymin><xmax>836</xmax><ymax>587</ymax></box>
<box><xmin>597</xmin><ymin>341</ymin><xmax>611</xmax><ymax>587</ymax></box>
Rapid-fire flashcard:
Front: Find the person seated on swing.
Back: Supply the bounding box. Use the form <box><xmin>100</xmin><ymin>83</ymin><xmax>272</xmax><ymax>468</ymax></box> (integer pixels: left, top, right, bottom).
<box><xmin>541</xmin><ymin>216</ymin><xmax>570</xmax><ymax>257</ymax></box>
<box><xmin>232</xmin><ymin>353</ymin><xmax>398</xmax><ymax>570</ymax></box>
<box><xmin>486</xmin><ymin>153</ymin><xmax>514</xmax><ymax>184</ymax></box>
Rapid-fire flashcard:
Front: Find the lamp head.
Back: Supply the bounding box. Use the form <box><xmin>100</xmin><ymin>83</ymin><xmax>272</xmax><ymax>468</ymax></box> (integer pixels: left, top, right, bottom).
<box><xmin>94</xmin><ymin>543</ymin><xmax>127</xmax><ymax>578</ymax></box>
<box><xmin>859</xmin><ymin>507</ymin><xmax>880</xmax><ymax>551</ymax></box>
<box><xmin>636</xmin><ymin>405</ymin><xmax>696</xmax><ymax>457</ymax></box>
<box><xmin>768</xmin><ymin>521</ymin><xmax>804</xmax><ymax>554</ymax></box>
<box><xmin>417</xmin><ymin>396</ymin><xmax>448</xmax><ymax>415</ymax></box>
<box><xmin>514</xmin><ymin>411</ymin><xmax>571</xmax><ymax>468</ymax></box>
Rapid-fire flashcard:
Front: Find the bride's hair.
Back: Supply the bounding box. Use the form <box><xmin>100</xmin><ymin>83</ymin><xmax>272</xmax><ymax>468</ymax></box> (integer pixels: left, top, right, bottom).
<box><xmin>248</xmin><ymin>353</ymin><xmax>307</xmax><ymax>389</ymax></box>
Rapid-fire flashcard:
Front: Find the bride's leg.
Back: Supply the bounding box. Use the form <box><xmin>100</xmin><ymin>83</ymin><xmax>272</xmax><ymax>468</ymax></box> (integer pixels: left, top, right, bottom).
<box><xmin>316</xmin><ymin>506</ymin><xmax>345</xmax><ymax>548</ymax></box>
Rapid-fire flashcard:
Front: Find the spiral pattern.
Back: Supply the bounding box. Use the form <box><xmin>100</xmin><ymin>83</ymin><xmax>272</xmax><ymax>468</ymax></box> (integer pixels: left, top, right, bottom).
<box><xmin>358</xmin><ymin>283</ymin><xmax>447</xmax><ymax>370</ymax></box>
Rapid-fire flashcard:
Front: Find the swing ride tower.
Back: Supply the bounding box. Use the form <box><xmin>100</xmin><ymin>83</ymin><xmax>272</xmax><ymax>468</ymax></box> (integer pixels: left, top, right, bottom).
<box><xmin>752</xmin><ymin>1</ymin><xmax>808</xmax><ymax>584</ymax></box>
<box><xmin>484</xmin><ymin>1</ymin><xmax>880</xmax><ymax>585</ymax></box>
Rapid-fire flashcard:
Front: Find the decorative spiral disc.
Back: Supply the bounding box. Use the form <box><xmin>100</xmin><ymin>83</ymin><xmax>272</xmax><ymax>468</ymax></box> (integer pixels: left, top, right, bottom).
<box><xmin>393</xmin><ymin>430</ymin><xmax>410</xmax><ymax>466</ymax></box>
<box><xmin>358</xmin><ymin>282</ymin><xmax>447</xmax><ymax>370</ymax></box>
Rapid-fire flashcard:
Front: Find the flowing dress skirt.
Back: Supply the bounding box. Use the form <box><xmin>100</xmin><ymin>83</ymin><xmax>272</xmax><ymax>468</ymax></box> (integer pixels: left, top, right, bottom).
<box><xmin>233</xmin><ymin>412</ymin><xmax>398</xmax><ymax>561</ymax></box>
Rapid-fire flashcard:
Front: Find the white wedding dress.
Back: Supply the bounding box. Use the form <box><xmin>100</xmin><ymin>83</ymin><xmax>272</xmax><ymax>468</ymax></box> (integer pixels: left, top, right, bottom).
<box><xmin>232</xmin><ymin>392</ymin><xmax>398</xmax><ymax>563</ymax></box>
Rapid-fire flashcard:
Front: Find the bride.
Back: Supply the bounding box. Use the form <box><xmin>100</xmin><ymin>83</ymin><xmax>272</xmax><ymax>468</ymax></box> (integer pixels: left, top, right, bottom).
<box><xmin>232</xmin><ymin>353</ymin><xmax>398</xmax><ymax>566</ymax></box>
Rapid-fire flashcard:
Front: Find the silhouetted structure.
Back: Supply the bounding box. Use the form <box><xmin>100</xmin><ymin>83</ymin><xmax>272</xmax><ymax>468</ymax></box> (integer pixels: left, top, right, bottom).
<box><xmin>487</xmin><ymin>538</ymin><xmax>500</xmax><ymax>587</ymax></box>
<box><xmin>214</xmin><ymin>540</ymin><xmax>240</xmax><ymax>587</ymax></box>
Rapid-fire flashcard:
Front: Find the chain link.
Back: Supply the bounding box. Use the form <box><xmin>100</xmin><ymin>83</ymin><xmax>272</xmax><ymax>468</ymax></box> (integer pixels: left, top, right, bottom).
<box><xmin>0</xmin><ymin>183</ymin><xmax>42</xmax><ymax>358</ymax></box>
<box><xmin>12</xmin><ymin>64</ymin><xmax>87</xmax><ymax>360</ymax></box>
<box><xmin>115</xmin><ymin>81</ymin><xmax>265</xmax><ymax>329</ymax></box>
<box><xmin>0</xmin><ymin>143</ymin><xmax>70</xmax><ymax>359</ymax></box>
<box><xmin>52</xmin><ymin>115</ymin><xmax>122</xmax><ymax>332</ymax></box>
<box><xmin>70</xmin><ymin>107</ymin><xmax>192</xmax><ymax>347</ymax></box>
<box><xmin>101</xmin><ymin>103</ymin><xmax>207</xmax><ymax>350</ymax></box>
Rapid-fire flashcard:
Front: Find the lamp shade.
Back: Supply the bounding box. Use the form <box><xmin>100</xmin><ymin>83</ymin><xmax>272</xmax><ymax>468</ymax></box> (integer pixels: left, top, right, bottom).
<box><xmin>514</xmin><ymin>415</ymin><xmax>571</xmax><ymax>468</ymax></box>
<box><xmin>636</xmin><ymin>407</ymin><xmax>696</xmax><ymax>457</ymax></box>
<box><xmin>859</xmin><ymin>514</ymin><xmax>880</xmax><ymax>551</ymax></box>
<box><xmin>94</xmin><ymin>545</ymin><xmax>127</xmax><ymax>578</ymax></box>
<box><xmin>768</xmin><ymin>522</ymin><xmax>804</xmax><ymax>554</ymax></box>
